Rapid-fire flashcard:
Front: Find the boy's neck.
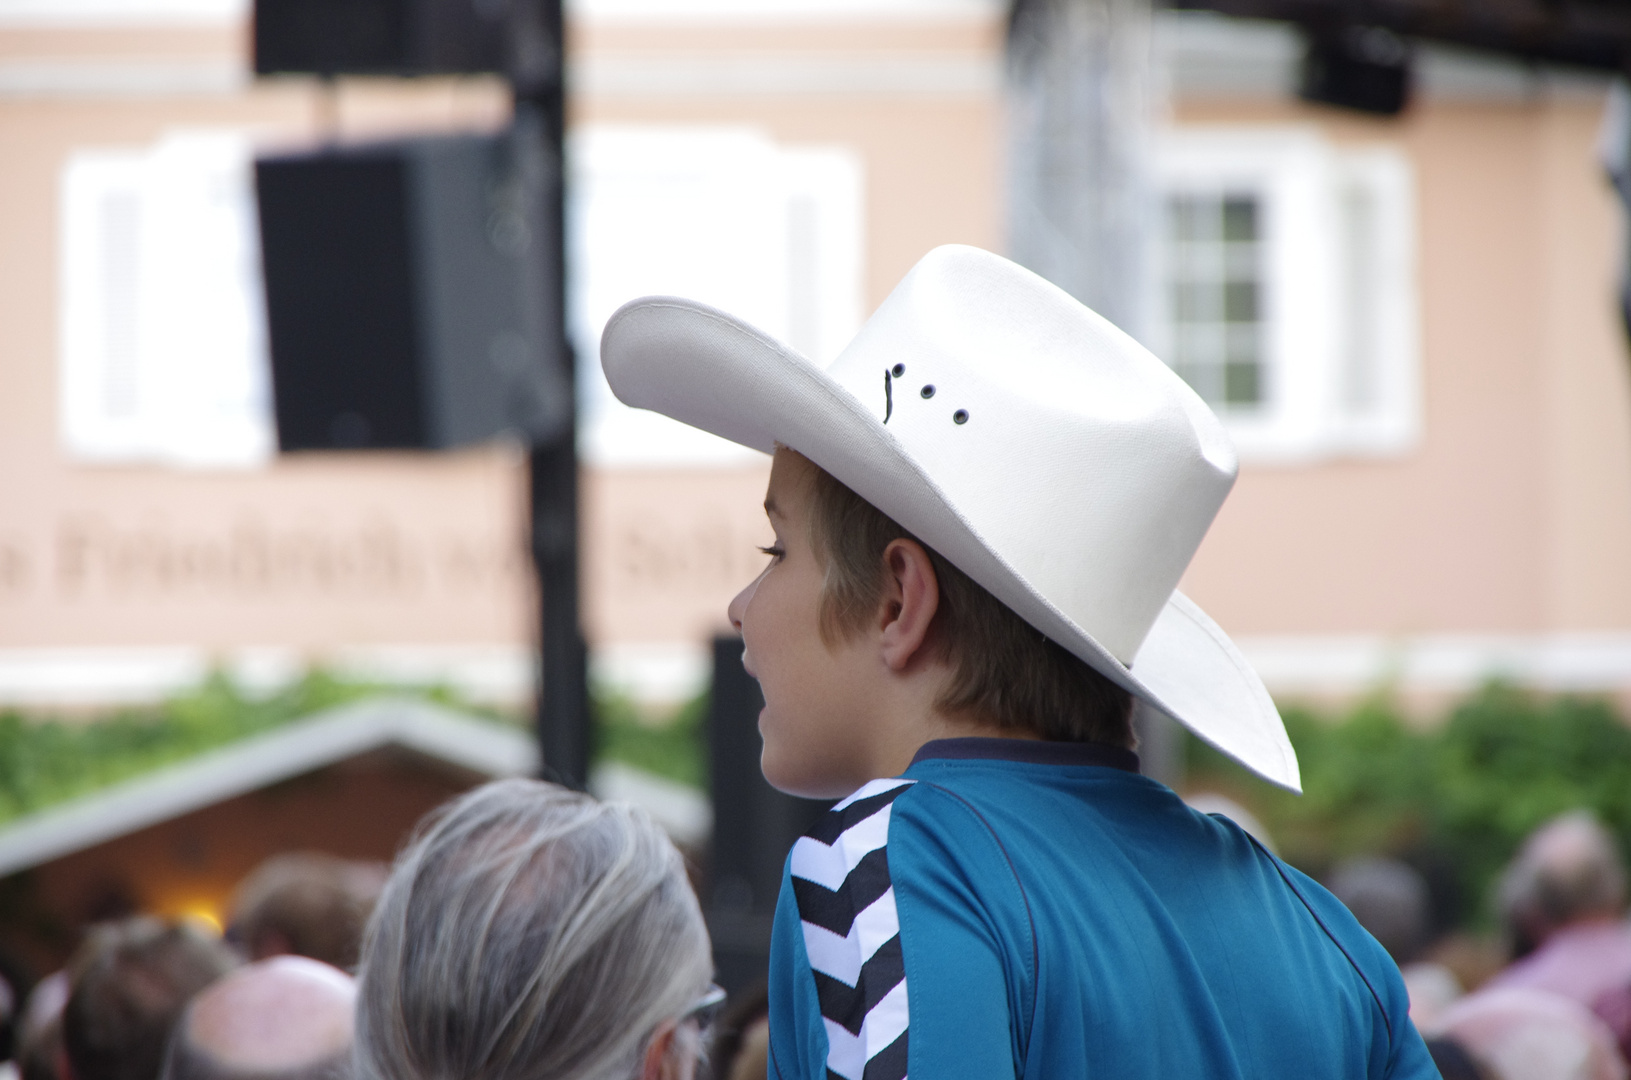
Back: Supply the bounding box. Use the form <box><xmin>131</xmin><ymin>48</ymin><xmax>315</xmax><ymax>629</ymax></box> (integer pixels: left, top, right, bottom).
<box><xmin>867</xmin><ymin>702</ymin><xmax>1041</xmax><ymax>782</ymax></box>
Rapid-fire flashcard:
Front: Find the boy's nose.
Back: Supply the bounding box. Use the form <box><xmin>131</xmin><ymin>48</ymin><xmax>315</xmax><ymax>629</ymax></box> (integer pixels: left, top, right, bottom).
<box><xmin>727</xmin><ymin>575</ymin><xmax>757</xmax><ymax>632</ymax></box>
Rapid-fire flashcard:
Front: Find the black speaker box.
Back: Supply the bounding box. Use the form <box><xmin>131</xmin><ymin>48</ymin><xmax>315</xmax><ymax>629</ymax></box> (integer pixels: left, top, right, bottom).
<box><xmin>256</xmin><ymin>133</ymin><xmax>566</xmax><ymax>452</ymax></box>
<box><xmin>254</xmin><ymin>0</ymin><xmax>508</xmax><ymax>76</ymax></box>
<box><xmin>705</xmin><ymin>635</ymin><xmax>832</xmax><ymax>994</ymax></box>
<box><xmin>1300</xmin><ymin>26</ymin><xmax>1412</xmax><ymax>117</ymax></box>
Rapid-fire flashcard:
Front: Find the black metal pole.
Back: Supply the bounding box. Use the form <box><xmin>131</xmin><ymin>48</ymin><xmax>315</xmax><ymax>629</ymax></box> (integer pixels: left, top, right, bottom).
<box><xmin>508</xmin><ymin>0</ymin><xmax>589</xmax><ymax>788</ymax></box>
<box><xmin>530</xmin><ymin>437</ymin><xmax>588</xmax><ymax>789</ymax></box>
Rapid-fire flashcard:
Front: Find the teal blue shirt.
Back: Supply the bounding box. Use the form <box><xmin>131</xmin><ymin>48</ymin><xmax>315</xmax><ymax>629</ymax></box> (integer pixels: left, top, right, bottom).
<box><xmin>768</xmin><ymin>738</ymin><xmax>1438</xmax><ymax>1080</ymax></box>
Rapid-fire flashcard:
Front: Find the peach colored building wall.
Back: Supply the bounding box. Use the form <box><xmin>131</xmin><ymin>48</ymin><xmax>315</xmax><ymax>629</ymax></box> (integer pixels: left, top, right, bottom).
<box><xmin>571</xmin><ymin>18</ymin><xmax>1005</xmax><ymax>311</ymax></box>
<box><xmin>0</xmin><ymin>25</ymin><xmax>536</xmax><ymax>698</ymax></box>
<box><xmin>0</xmin><ymin>8</ymin><xmax>1002</xmax><ymax>705</ymax></box>
<box><xmin>1179</xmin><ymin>98</ymin><xmax>1631</xmax><ymax>638</ymax></box>
<box><xmin>1</xmin><ymin>7</ymin><xmax>1628</xmax><ymax>708</ymax></box>
<box><xmin>571</xmin><ymin>14</ymin><xmax>1001</xmax><ymax>660</ymax></box>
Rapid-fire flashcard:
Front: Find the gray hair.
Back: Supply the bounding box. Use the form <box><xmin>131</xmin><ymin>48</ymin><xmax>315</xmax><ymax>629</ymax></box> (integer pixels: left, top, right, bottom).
<box><xmin>354</xmin><ymin>779</ymin><xmax>711</xmax><ymax>1080</ymax></box>
<box><xmin>1498</xmin><ymin>810</ymin><xmax>1628</xmax><ymax>938</ymax></box>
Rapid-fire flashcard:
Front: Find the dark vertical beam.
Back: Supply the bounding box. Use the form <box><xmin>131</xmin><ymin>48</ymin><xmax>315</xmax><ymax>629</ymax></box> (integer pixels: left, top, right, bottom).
<box><xmin>530</xmin><ymin>439</ymin><xmax>587</xmax><ymax>789</ymax></box>
<box><xmin>509</xmin><ymin>0</ymin><xmax>590</xmax><ymax>789</ymax></box>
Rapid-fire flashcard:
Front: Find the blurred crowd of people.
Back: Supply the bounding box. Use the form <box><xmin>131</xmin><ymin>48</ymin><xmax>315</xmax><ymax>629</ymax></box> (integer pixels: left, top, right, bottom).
<box><xmin>1323</xmin><ymin>810</ymin><xmax>1631</xmax><ymax>1080</ymax></box>
<box><xmin>3</xmin><ymin>785</ymin><xmax>1631</xmax><ymax>1080</ymax></box>
<box><xmin>0</xmin><ymin>784</ymin><xmax>767</xmax><ymax>1080</ymax></box>
<box><xmin>1</xmin><ymin>851</ymin><xmax>380</xmax><ymax>1080</ymax></box>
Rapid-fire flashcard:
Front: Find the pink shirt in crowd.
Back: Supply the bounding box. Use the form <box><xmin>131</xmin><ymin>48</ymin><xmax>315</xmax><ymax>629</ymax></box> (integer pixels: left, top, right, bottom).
<box><xmin>1487</xmin><ymin>920</ymin><xmax>1631</xmax><ymax>1007</ymax></box>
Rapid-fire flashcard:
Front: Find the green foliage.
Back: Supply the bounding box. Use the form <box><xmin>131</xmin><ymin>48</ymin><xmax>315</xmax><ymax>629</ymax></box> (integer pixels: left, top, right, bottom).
<box><xmin>12</xmin><ymin>666</ymin><xmax>1623</xmax><ymax>936</ymax></box>
<box><xmin>1185</xmin><ymin>683</ymin><xmax>1631</xmax><ymax>928</ymax></box>
<box><xmin>592</xmin><ymin>690</ymin><xmax>708</xmax><ymax>790</ymax></box>
<box><xmin>0</xmin><ymin>671</ymin><xmax>516</xmax><ymax>827</ymax></box>
<box><xmin>0</xmin><ymin>668</ymin><xmax>712</xmax><ymax>830</ymax></box>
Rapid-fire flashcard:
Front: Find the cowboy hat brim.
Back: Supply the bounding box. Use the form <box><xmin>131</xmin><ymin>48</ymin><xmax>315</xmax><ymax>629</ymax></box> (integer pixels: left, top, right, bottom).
<box><xmin>601</xmin><ymin>296</ymin><xmax>1301</xmax><ymax>793</ymax></box>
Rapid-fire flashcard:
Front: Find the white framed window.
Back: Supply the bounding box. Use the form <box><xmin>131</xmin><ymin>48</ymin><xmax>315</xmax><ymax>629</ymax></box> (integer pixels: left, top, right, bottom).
<box><xmin>1155</xmin><ymin>127</ymin><xmax>1419</xmax><ymax>462</ymax></box>
<box><xmin>59</xmin><ymin>130</ymin><xmax>274</xmax><ymax>468</ymax></box>
<box><xmin>568</xmin><ymin>124</ymin><xmax>865</xmax><ymax>468</ymax></box>
<box><xmin>1164</xmin><ymin>190</ymin><xmax>1266</xmax><ymax>408</ymax></box>
<box><xmin>61</xmin><ymin>124</ymin><xmax>865</xmax><ymax>472</ymax></box>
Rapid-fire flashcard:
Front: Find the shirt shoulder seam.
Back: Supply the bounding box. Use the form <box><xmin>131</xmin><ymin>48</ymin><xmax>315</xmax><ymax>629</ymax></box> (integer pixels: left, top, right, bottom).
<box><xmin>913</xmin><ymin>779</ymin><xmax>1040</xmax><ymax>1073</ymax></box>
<box><xmin>1244</xmin><ymin>832</ymin><xmax>1394</xmax><ymax>1050</ymax></box>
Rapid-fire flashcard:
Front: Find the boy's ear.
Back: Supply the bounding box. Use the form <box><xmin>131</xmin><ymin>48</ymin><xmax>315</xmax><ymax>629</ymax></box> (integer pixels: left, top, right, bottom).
<box><xmin>877</xmin><ymin>538</ymin><xmax>941</xmax><ymax>672</ymax></box>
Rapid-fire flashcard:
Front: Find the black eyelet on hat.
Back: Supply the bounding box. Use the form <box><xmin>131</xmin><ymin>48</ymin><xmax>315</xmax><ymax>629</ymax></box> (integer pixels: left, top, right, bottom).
<box><xmin>953</xmin><ymin>409</ymin><xmax>969</xmax><ymax>425</ymax></box>
<box><xmin>921</xmin><ymin>385</ymin><xmax>935</xmax><ymax>399</ymax></box>
<box><xmin>892</xmin><ymin>363</ymin><xmax>905</xmax><ymax>377</ymax></box>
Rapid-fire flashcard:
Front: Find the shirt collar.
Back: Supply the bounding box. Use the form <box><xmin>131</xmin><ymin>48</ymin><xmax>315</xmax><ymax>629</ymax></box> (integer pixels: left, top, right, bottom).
<box><xmin>909</xmin><ymin>736</ymin><xmax>1141</xmax><ymax>774</ymax></box>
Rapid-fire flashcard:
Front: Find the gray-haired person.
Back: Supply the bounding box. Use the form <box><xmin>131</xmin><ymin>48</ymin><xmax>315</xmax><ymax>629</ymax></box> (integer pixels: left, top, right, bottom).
<box><xmin>354</xmin><ymin>778</ymin><xmax>718</xmax><ymax>1080</ymax></box>
<box><xmin>1489</xmin><ymin>811</ymin><xmax>1631</xmax><ymax>1005</ymax></box>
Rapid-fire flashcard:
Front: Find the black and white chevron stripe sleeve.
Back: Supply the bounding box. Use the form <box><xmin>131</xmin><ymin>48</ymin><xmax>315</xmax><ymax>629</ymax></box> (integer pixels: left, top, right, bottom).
<box><xmin>789</xmin><ymin>777</ymin><xmax>916</xmax><ymax>1080</ymax></box>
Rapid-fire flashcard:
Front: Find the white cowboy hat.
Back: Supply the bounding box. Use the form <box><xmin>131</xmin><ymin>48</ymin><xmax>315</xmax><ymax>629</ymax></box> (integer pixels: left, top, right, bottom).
<box><xmin>600</xmin><ymin>244</ymin><xmax>1300</xmax><ymax>792</ymax></box>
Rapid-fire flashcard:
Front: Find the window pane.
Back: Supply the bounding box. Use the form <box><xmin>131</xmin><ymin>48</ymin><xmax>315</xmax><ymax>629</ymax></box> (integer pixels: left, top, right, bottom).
<box><xmin>1161</xmin><ymin>190</ymin><xmax>1266</xmax><ymax>410</ymax></box>
<box><xmin>1223</xmin><ymin>280</ymin><xmax>1258</xmax><ymax>323</ymax></box>
<box><xmin>1178</xmin><ymin>323</ymin><xmax>1223</xmax><ymax>366</ymax></box>
<box><xmin>1168</xmin><ymin>195</ymin><xmax>1208</xmax><ymax>242</ymax></box>
<box><xmin>1177</xmin><ymin>361</ymin><xmax>1223</xmax><ymax>404</ymax></box>
<box><xmin>1174</xmin><ymin>280</ymin><xmax>1216</xmax><ymax>322</ymax></box>
<box><xmin>1224</xmin><ymin>361</ymin><xmax>1260</xmax><ymax>405</ymax></box>
<box><xmin>1221</xmin><ymin>197</ymin><xmax>1257</xmax><ymax>242</ymax></box>
<box><xmin>1225</xmin><ymin>324</ymin><xmax>1258</xmax><ymax>364</ymax></box>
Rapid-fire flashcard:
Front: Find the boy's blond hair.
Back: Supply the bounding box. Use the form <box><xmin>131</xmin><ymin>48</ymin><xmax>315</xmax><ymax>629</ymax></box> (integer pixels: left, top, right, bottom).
<box><xmin>805</xmin><ymin>462</ymin><xmax>1134</xmax><ymax>747</ymax></box>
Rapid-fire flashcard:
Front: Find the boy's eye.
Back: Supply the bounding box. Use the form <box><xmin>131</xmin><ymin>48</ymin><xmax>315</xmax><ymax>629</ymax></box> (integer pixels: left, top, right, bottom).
<box><xmin>757</xmin><ymin>545</ymin><xmax>785</xmax><ymax>561</ymax></box>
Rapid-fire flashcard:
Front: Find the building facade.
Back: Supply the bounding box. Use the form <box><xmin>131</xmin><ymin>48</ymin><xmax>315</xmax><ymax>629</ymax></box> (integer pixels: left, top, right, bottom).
<box><xmin>0</xmin><ymin>0</ymin><xmax>1626</xmax><ymax>714</ymax></box>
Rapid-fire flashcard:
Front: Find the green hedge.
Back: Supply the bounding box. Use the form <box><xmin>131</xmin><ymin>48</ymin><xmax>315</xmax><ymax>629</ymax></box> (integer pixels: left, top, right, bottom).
<box><xmin>1186</xmin><ymin>684</ymin><xmax>1631</xmax><ymax>928</ymax></box>
<box><xmin>5</xmin><ymin>674</ymin><xmax>1629</xmax><ymax>936</ymax></box>
<box><xmin>0</xmin><ymin>672</ymin><xmax>710</xmax><ymax>829</ymax></box>
<box><xmin>0</xmin><ymin>672</ymin><xmax>511</xmax><ymax>827</ymax></box>
<box><xmin>594</xmin><ymin>690</ymin><xmax>708</xmax><ymax>790</ymax></box>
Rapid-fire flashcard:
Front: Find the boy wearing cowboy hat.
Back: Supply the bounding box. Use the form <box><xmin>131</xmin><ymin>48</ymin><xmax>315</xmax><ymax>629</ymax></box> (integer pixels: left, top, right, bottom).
<box><xmin>602</xmin><ymin>245</ymin><xmax>1436</xmax><ymax>1079</ymax></box>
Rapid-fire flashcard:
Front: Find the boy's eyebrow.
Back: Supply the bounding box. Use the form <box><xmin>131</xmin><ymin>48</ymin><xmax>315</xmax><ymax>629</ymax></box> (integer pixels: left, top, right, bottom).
<box><xmin>764</xmin><ymin>494</ymin><xmax>783</xmax><ymax>518</ymax></box>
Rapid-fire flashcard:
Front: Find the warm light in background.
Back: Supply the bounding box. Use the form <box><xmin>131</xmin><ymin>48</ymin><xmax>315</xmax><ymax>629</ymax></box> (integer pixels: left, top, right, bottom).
<box><xmin>154</xmin><ymin>898</ymin><xmax>226</xmax><ymax>936</ymax></box>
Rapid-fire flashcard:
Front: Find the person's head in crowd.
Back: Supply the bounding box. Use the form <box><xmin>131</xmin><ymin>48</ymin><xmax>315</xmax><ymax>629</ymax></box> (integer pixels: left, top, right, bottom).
<box><xmin>722</xmin><ymin>1021</ymin><xmax>768</xmax><ymax>1080</ymax></box>
<box><xmin>1592</xmin><ymin>981</ymin><xmax>1631</xmax><ymax>1064</ymax></box>
<box><xmin>63</xmin><ymin>917</ymin><xmax>237</xmax><ymax>1080</ymax></box>
<box><xmin>1402</xmin><ymin>961</ymin><xmax>1464</xmax><ymax>1030</ymax></box>
<box><xmin>1498</xmin><ymin>811</ymin><xmax>1627</xmax><ymax>957</ymax></box>
<box><xmin>1427</xmin><ymin>987</ymin><xmax>1628</xmax><ymax>1080</ymax></box>
<box><xmin>16</xmin><ymin>971</ymin><xmax>70</xmax><ymax>1080</ymax></box>
<box><xmin>705</xmin><ymin>983</ymin><xmax>768</xmax><ymax>1080</ymax></box>
<box><xmin>1423</xmin><ymin>1036</ymin><xmax>1493</xmax><ymax>1080</ymax></box>
<box><xmin>160</xmin><ymin>955</ymin><xmax>355</xmax><ymax>1080</ymax></box>
<box><xmin>17</xmin><ymin>1014</ymin><xmax>63</xmax><ymax>1080</ymax></box>
<box><xmin>1327</xmin><ymin>856</ymin><xmax>1432</xmax><ymax>966</ymax></box>
<box><xmin>0</xmin><ymin>969</ymin><xmax>15</xmax><ymax>1062</ymax></box>
<box><xmin>354</xmin><ymin>778</ymin><xmax>714</xmax><ymax>1080</ymax></box>
<box><xmin>228</xmin><ymin>853</ymin><xmax>384</xmax><ymax>971</ymax></box>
